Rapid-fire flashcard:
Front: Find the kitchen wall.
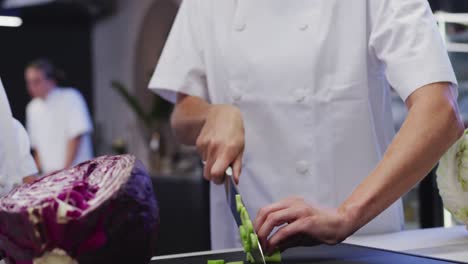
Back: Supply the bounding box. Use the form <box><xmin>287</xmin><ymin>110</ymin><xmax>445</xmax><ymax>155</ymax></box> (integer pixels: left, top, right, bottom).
<box><xmin>92</xmin><ymin>0</ymin><xmax>180</xmax><ymax>166</ymax></box>
<box><xmin>0</xmin><ymin>3</ymin><xmax>93</xmax><ymax>126</ymax></box>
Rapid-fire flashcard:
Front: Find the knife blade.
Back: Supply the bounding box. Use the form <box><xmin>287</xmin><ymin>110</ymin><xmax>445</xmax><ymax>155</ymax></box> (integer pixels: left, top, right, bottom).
<box><xmin>224</xmin><ymin>167</ymin><xmax>266</xmax><ymax>264</ymax></box>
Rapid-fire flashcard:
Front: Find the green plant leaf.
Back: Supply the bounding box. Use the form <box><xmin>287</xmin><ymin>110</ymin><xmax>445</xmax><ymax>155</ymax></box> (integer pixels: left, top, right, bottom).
<box><xmin>111</xmin><ymin>81</ymin><xmax>151</xmax><ymax>127</ymax></box>
<box><xmin>150</xmin><ymin>95</ymin><xmax>173</xmax><ymax>121</ymax></box>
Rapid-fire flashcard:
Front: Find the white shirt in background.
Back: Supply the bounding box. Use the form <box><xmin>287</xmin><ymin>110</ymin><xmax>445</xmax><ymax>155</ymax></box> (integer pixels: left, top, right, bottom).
<box><xmin>26</xmin><ymin>88</ymin><xmax>94</xmax><ymax>174</ymax></box>
<box><xmin>0</xmin><ymin>78</ymin><xmax>37</xmax><ymax>196</ymax></box>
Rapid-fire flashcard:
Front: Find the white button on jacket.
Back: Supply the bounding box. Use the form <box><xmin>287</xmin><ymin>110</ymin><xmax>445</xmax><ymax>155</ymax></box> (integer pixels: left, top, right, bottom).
<box><xmin>234</xmin><ymin>23</ymin><xmax>246</xmax><ymax>32</ymax></box>
<box><xmin>296</xmin><ymin>160</ymin><xmax>310</xmax><ymax>175</ymax></box>
<box><xmin>232</xmin><ymin>90</ymin><xmax>243</xmax><ymax>102</ymax></box>
<box><xmin>299</xmin><ymin>24</ymin><xmax>309</xmax><ymax>31</ymax></box>
<box><xmin>150</xmin><ymin>0</ymin><xmax>457</xmax><ymax>250</ymax></box>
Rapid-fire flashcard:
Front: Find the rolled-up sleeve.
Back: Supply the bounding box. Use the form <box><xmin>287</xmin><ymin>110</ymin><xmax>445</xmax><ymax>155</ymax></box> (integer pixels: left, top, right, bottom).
<box><xmin>148</xmin><ymin>0</ymin><xmax>209</xmax><ymax>103</ymax></box>
<box><xmin>66</xmin><ymin>90</ymin><xmax>93</xmax><ymax>139</ymax></box>
<box><xmin>370</xmin><ymin>0</ymin><xmax>457</xmax><ymax>101</ymax></box>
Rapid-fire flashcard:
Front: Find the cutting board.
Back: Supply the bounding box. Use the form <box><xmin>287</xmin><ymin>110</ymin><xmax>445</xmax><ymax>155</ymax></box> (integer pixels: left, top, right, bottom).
<box><xmin>151</xmin><ymin>244</ymin><xmax>463</xmax><ymax>264</ymax></box>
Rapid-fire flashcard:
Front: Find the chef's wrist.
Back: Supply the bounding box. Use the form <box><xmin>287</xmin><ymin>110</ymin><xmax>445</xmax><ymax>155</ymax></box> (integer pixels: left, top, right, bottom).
<box><xmin>206</xmin><ymin>104</ymin><xmax>243</xmax><ymax>127</ymax></box>
<box><xmin>337</xmin><ymin>201</ymin><xmax>365</xmax><ymax>238</ymax></box>
<box><xmin>209</xmin><ymin>104</ymin><xmax>241</xmax><ymax>115</ymax></box>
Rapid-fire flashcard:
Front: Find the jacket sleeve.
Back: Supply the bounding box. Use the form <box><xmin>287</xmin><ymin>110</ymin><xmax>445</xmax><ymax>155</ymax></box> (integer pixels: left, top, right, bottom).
<box><xmin>369</xmin><ymin>0</ymin><xmax>457</xmax><ymax>101</ymax></box>
<box><xmin>148</xmin><ymin>0</ymin><xmax>209</xmax><ymax>103</ymax></box>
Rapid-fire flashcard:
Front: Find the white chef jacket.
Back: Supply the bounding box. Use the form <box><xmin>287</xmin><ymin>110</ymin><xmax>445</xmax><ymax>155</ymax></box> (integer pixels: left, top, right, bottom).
<box><xmin>26</xmin><ymin>88</ymin><xmax>94</xmax><ymax>173</ymax></box>
<box><xmin>0</xmin><ymin>78</ymin><xmax>37</xmax><ymax>196</ymax></box>
<box><xmin>149</xmin><ymin>0</ymin><xmax>457</xmax><ymax>249</ymax></box>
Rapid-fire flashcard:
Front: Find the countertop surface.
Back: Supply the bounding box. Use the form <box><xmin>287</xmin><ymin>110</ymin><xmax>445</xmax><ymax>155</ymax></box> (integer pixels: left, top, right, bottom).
<box><xmin>345</xmin><ymin>226</ymin><xmax>468</xmax><ymax>263</ymax></box>
<box><xmin>1</xmin><ymin>226</ymin><xmax>466</xmax><ymax>263</ymax></box>
<box><xmin>151</xmin><ymin>244</ymin><xmax>459</xmax><ymax>263</ymax></box>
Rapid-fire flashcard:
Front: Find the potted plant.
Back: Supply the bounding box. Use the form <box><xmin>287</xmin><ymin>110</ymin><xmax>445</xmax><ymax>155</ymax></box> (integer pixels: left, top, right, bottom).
<box><xmin>111</xmin><ymin>81</ymin><xmax>173</xmax><ymax>174</ymax></box>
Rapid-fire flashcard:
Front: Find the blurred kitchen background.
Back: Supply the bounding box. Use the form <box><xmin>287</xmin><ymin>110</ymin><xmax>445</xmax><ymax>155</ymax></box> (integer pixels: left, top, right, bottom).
<box><xmin>0</xmin><ymin>0</ymin><xmax>468</xmax><ymax>257</ymax></box>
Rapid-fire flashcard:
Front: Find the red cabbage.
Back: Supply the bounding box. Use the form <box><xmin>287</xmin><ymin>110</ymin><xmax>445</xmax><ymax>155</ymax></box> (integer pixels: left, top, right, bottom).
<box><xmin>0</xmin><ymin>155</ymin><xmax>159</xmax><ymax>264</ymax></box>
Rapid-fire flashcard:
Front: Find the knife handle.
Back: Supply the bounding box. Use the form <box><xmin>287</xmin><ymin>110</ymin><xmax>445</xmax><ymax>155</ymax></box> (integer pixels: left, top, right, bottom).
<box><xmin>201</xmin><ymin>161</ymin><xmax>233</xmax><ymax>180</ymax></box>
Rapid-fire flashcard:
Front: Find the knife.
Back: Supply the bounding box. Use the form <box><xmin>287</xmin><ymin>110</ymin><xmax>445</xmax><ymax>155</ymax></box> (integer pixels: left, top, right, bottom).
<box><xmin>224</xmin><ymin>167</ymin><xmax>266</xmax><ymax>264</ymax></box>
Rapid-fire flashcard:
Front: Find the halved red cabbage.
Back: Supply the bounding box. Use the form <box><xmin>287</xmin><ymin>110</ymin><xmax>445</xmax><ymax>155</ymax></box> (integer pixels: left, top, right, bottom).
<box><xmin>0</xmin><ymin>155</ymin><xmax>159</xmax><ymax>264</ymax></box>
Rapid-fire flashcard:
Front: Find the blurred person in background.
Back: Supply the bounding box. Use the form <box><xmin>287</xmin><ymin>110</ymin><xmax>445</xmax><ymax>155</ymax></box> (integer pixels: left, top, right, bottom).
<box><xmin>25</xmin><ymin>59</ymin><xmax>93</xmax><ymax>175</ymax></box>
<box><xmin>0</xmin><ymin>78</ymin><xmax>37</xmax><ymax>194</ymax></box>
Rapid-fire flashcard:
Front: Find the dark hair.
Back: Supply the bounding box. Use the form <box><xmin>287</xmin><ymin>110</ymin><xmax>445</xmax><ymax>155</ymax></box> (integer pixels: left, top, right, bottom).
<box><xmin>27</xmin><ymin>58</ymin><xmax>66</xmax><ymax>83</ymax></box>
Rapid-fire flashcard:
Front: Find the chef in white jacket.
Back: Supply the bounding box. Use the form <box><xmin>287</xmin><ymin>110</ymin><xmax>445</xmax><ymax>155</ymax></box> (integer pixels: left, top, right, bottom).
<box><xmin>25</xmin><ymin>59</ymin><xmax>94</xmax><ymax>174</ymax></box>
<box><xmin>149</xmin><ymin>0</ymin><xmax>464</xmax><ymax>252</ymax></box>
<box><xmin>0</xmin><ymin>78</ymin><xmax>37</xmax><ymax>196</ymax></box>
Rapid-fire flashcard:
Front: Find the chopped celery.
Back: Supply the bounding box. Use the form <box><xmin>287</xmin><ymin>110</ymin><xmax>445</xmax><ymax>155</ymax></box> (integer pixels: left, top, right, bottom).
<box><xmin>242</xmin><ymin>235</ymin><xmax>252</xmax><ymax>252</ymax></box>
<box><xmin>239</xmin><ymin>225</ymin><xmax>248</xmax><ymax>252</ymax></box>
<box><xmin>239</xmin><ymin>207</ymin><xmax>246</xmax><ymax>223</ymax></box>
<box><xmin>246</xmin><ymin>253</ymin><xmax>254</xmax><ymax>264</ymax></box>
<box><xmin>240</xmin><ymin>207</ymin><xmax>249</xmax><ymax>225</ymax></box>
<box><xmin>245</xmin><ymin>220</ymin><xmax>254</xmax><ymax>233</ymax></box>
<box><xmin>207</xmin><ymin>260</ymin><xmax>225</xmax><ymax>264</ymax></box>
<box><xmin>236</xmin><ymin>194</ymin><xmax>243</xmax><ymax>212</ymax></box>
<box><xmin>265</xmin><ymin>250</ymin><xmax>282</xmax><ymax>263</ymax></box>
<box><xmin>250</xmin><ymin>233</ymin><xmax>259</xmax><ymax>250</ymax></box>
<box><xmin>239</xmin><ymin>225</ymin><xmax>248</xmax><ymax>241</ymax></box>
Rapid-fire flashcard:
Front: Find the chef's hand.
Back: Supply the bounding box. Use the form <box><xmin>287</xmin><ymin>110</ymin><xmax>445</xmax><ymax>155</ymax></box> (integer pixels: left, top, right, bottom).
<box><xmin>255</xmin><ymin>197</ymin><xmax>355</xmax><ymax>254</ymax></box>
<box><xmin>22</xmin><ymin>175</ymin><xmax>37</xmax><ymax>184</ymax></box>
<box><xmin>197</xmin><ymin>104</ymin><xmax>245</xmax><ymax>184</ymax></box>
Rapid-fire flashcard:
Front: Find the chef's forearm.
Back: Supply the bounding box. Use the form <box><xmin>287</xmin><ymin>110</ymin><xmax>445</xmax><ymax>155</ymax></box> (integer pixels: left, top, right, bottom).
<box><xmin>64</xmin><ymin>136</ymin><xmax>82</xmax><ymax>168</ymax></box>
<box><xmin>339</xmin><ymin>82</ymin><xmax>464</xmax><ymax>233</ymax></box>
<box><xmin>171</xmin><ymin>93</ymin><xmax>212</xmax><ymax>145</ymax></box>
<box><xmin>32</xmin><ymin>150</ymin><xmax>41</xmax><ymax>173</ymax></box>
